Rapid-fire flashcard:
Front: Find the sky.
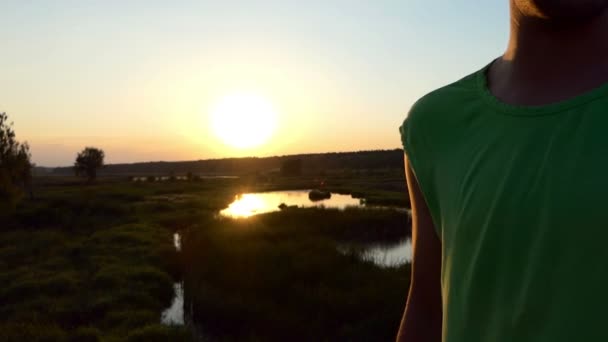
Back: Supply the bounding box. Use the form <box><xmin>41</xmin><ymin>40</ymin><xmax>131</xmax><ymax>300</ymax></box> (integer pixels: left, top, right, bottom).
<box><xmin>0</xmin><ymin>1</ymin><xmax>509</xmax><ymax>167</ymax></box>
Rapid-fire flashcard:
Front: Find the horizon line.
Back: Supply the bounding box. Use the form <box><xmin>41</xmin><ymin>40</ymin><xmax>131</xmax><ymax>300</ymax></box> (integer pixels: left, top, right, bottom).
<box><xmin>39</xmin><ymin>148</ymin><xmax>405</xmax><ymax>169</ymax></box>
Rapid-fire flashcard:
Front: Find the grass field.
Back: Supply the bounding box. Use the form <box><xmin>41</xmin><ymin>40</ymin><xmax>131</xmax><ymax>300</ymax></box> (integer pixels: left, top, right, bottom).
<box><xmin>1</xmin><ymin>170</ymin><xmax>411</xmax><ymax>341</ymax></box>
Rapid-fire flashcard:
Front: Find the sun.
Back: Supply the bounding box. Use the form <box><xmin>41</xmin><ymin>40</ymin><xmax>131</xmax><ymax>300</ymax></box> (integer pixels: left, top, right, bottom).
<box><xmin>209</xmin><ymin>92</ymin><xmax>278</xmax><ymax>149</ymax></box>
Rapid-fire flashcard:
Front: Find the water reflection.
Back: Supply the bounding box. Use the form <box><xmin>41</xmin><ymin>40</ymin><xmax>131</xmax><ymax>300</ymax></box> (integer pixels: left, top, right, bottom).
<box><xmin>339</xmin><ymin>238</ymin><xmax>412</xmax><ymax>268</ymax></box>
<box><xmin>162</xmin><ymin>232</ymin><xmax>184</xmax><ymax>326</ymax></box>
<box><xmin>362</xmin><ymin>239</ymin><xmax>412</xmax><ymax>267</ymax></box>
<box><xmin>161</xmin><ymin>283</ymin><xmax>185</xmax><ymax>325</ymax></box>
<box><xmin>173</xmin><ymin>232</ymin><xmax>181</xmax><ymax>252</ymax></box>
<box><xmin>220</xmin><ymin>190</ymin><xmax>363</xmax><ymax>218</ymax></box>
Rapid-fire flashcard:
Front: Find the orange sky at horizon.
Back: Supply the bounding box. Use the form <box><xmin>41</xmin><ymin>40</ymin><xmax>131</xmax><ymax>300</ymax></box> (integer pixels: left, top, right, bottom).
<box><xmin>2</xmin><ymin>1</ymin><xmax>507</xmax><ymax>167</ymax></box>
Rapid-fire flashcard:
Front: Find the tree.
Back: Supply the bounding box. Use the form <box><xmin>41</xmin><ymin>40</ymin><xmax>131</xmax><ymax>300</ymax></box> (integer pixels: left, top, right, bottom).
<box><xmin>0</xmin><ymin>112</ymin><xmax>33</xmax><ymax>208</ymax></box>
<box><xmin>74</xmin><ymin>147</ymin><xmax>105</xmax><ymax>182</ymax></box>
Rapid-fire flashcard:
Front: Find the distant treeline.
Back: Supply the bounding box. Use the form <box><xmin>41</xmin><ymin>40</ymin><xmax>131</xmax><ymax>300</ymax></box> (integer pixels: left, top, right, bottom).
<box><xmin>46</xmin><ymin>149</ymin><xmax>405</xmax><ymax>176</ymax></box>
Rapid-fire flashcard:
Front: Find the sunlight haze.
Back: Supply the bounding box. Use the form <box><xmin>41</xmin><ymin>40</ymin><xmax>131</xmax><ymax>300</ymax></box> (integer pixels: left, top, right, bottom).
<box><xmin>0</xmin><ymin>1</ymin><xmax>508</xmax><ymax>166</ymax></box>
<box><xmin>209</xmin><ymin>92</ymin><xmax>278</xmax><ymax>150</ymax></box>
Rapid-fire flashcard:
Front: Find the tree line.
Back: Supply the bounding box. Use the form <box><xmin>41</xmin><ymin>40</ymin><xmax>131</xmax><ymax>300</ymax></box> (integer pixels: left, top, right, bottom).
<box><xmin>49</xmin><ymin>150</ymin><xmax>404</xmax><ymax>177</ymax></box>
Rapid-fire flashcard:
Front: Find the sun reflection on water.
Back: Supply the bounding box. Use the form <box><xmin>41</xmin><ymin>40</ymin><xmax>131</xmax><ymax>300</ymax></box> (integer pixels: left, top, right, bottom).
<box><xmin>219</xmin><ymin>191</ymin><xmax>364</xmax><ymax>218</ymax></box>
<box><xmin>220</xmin><ymin>194</ymin><xmax>270</xmax><ymax>218</ymax></box>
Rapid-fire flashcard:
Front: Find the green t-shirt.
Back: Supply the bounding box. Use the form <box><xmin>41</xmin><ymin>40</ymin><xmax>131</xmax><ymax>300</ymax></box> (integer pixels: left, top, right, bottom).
<box><xmin>400</xmin><ymin>62</ymin><xmax>608</xmax><ymax>342</ymax></box>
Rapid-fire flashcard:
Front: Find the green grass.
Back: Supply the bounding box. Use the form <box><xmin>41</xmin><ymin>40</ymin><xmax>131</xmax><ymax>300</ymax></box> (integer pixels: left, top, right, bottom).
<box><xmin>181</xmin><ymin>208</ymin><xmax>411</xmax><ymax>341</ymax></box>
<box><xmin>0</xmin><ymin>179</ymin><xmax>205</xmax><ymax>341</ymax></box>
<box><xmin>1</xmin><ymin>170</ymin><xmax>410</xmax><ymax>341</ymax></box>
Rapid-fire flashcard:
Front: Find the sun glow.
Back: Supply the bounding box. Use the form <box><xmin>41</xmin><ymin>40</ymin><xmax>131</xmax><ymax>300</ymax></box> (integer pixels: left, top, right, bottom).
<box><xmin>210</xmin><ymin>92</ymin><xmax>278</xmax><ymax>149</ymax></box>
<box><xmin>220</xmin><ymin>194</ymin><xmax>269</xmax><ymax>218</ymax></box>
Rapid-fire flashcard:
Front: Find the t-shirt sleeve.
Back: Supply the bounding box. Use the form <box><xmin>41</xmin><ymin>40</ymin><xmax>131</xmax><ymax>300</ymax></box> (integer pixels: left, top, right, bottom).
<box><xmin>399</xmin><ymin>104</ymin><xmax>442</xmax><ymax>237</ymax></box>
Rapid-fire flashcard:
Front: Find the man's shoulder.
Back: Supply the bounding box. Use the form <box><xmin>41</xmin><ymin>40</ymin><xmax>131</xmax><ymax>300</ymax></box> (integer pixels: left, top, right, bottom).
<box><xmin>399</xmin><ymin>67</ymin><xmax>483</xmax><ymax>148</ymax></box>
<box><xmin>409</xmin><ymin>70</ymin><xmax>480</xmax><ymax>120</ymax></box>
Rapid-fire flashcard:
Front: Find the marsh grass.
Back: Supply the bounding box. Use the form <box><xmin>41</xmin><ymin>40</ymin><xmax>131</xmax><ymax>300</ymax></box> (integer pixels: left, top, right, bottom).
<box><xmin>0</xmin><ymin>179</ymin><xmax>207</xmax><ymax>341</ymax></box>
<box><xmin>181</xmin><ymin>207</ymin><xmax>411</xmax><ymax>341</ymax></box>
<box><xmin>1</xmin><ymin>170</ymin><xmax>409</xmax><ymax>341</ymax></box>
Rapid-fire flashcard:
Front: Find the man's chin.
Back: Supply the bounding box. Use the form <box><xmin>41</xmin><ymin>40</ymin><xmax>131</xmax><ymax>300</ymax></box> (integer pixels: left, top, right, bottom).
<box><xmin>515</xmin><ymin>0</ymin><xmax>608</xmax><ymax>24</ymax></box>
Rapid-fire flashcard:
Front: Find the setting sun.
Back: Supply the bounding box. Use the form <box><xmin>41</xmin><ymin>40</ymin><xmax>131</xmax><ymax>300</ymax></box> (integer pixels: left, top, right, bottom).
<box><xmin>209</xmin><ymin>92</ymin><xmax>278</xmax><ymax>149</ymax></box>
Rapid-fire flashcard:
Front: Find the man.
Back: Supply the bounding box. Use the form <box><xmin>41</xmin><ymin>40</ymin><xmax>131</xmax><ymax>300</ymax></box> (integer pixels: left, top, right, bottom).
<box><xmin>397</xmin><ymin>1</ymin><xmax>608</xmax><ymax>341</ymax></box>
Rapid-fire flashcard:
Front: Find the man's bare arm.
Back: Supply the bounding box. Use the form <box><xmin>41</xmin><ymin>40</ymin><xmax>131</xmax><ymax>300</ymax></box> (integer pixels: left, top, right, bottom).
<box><xmin>396</xmin><ymin>154</ymin><xmax>443</xmax><ymax>341</ymax></box>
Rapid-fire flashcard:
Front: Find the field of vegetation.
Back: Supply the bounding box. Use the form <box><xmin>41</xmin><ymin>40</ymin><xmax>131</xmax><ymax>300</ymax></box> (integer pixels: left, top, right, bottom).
<box><xmin>1</xmin><ymin>171</ymin><xmax>411</xmax><ymax>341</ymax></box>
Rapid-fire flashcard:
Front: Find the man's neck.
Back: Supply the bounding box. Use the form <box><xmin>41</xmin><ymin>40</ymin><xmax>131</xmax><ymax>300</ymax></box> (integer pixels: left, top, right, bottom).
<box><xmin>489</xmin><ymin>5</ymin><xmax>608</xmax><ymax>106</ymax></box>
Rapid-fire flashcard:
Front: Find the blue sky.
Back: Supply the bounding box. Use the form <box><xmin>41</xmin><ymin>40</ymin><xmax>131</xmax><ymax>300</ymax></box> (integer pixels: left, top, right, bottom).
<box><xmin>0</xmin><ymin>1</ymin><xmax>510</xmax><ymax>166</ymax></box>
